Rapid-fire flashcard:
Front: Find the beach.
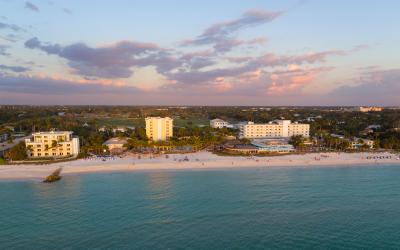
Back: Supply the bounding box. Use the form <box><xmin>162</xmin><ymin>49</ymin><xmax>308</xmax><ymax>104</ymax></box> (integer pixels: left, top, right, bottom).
<box><xmin>1</xmin><ymin>151</ymin><xmax>400</xmax><ymax>181</ymax></box>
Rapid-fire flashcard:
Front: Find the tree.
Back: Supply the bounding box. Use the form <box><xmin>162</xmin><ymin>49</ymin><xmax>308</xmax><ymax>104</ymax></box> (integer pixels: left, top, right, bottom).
<box><xmin>289</xmin><ymin>135</ymin><xmax>305</xmax><ymax>148</ymax></box>
<box><xmin>5</xmin><ymin>142</ymin><xmax>27</xmax><ymax>161</ymax></box>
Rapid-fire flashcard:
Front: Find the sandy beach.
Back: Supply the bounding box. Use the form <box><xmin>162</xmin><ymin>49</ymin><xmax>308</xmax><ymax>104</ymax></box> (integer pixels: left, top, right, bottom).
<box><xmin>1</xmin><ymin>151</ymin><xmax>400</xmax><ymax>181</ymax></box>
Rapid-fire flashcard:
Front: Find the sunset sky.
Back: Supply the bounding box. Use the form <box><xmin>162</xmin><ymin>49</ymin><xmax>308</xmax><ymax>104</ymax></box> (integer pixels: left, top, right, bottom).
<box><xmin>0</xmin><ymin>0</ymin><xmax>399</xmax><ymax>105</ymax></box>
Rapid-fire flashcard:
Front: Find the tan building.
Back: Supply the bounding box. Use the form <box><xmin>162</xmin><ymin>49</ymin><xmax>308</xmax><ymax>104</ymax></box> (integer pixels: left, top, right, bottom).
<box><xmin>239</xmin><ymin>120</ymin><xmax>309</xmax><ymax>139</ymax></box>
<box><xmin>103</xmin><ymin>137</ymin><xmax>128</xmax><ymax>154</ymax></box>
<box><xmin>145</xmin><ymin>117</ymin><xmax>173</xmax><ymax>141</ymax></box>
<box><xmin>25</xmin><ymin>131</ymin><xmax>80</xmax><ymax>158</ymax></box>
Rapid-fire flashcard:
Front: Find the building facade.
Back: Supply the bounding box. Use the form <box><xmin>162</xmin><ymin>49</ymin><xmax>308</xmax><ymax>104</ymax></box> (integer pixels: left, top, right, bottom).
<box><xmin>239</xmin><ymin>120</ymin><xmax>309</xmax><ymax>139</ymax></box>
<box><xmin>210</xmin><ymin>119</ymin><xmax>230</xmax><ymax>128</ymax></box>
<box><xmin>25</xmin><ymin>131</ymin><xmax>80</xmax><ymax>158</ymax></box>
<box><xmin>145</xmin><ymin>117</ymin><xmax>173</xmax><ymax>141</ymax></box>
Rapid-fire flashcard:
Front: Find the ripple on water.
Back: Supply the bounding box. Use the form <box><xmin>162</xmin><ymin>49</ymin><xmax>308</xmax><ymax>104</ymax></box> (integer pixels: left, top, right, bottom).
<box><xmin>1</xmin><ymin>165</ymin><xmax>400</xmax><ymax>249</ymax></box>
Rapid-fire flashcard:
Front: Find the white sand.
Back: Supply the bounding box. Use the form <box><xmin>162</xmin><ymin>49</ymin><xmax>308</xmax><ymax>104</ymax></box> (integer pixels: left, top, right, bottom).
<box><xmin>1</xmin><ymin>151</ymin><xmax>399</xmax><ymax>181</ymax></box>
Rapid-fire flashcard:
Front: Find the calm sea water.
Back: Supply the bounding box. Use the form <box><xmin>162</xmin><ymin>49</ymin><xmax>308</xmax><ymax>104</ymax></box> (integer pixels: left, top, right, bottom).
<box><xmin>1</xmin><ymin>165</ymin><xmax>400</xmax><ymax>249</ymax></box>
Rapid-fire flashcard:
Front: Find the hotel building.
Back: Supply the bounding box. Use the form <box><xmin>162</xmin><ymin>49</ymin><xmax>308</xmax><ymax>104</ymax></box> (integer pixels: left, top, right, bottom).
<box><xmin>239</xmin><ymin>120</ymin><xmax>310</xmax><ymax>139</ymax></box>
<box><xmin>145</xmin><ymin>117</ymin><xmax>173</xmax><ymax>141</ymax></box>
<box><xmin>25</xmin><ymin>131</ymin><xmax>80</xmax><ymax>158</ymax></box>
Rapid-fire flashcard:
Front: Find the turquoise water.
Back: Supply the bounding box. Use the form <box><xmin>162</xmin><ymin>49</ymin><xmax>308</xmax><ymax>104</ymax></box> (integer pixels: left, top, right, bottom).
<box><xmin>1</xmin><ymin>165</ymin><xmax>400</xmax><ymax>249</ymax></box>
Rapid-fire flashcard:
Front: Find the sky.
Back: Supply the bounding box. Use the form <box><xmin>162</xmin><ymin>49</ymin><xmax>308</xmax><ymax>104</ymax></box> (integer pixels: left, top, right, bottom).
<box><xmin>0</xmin><ymin>0</ymin><xmax>399</xmax><ymax>105</ymax></box>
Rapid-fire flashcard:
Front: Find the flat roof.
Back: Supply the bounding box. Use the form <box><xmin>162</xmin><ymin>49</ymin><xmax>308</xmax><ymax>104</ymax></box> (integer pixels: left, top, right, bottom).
<box><xmin>32</xmin><ymin>131</ymin><xmax>73</xmax><ymax>135</ymax></box>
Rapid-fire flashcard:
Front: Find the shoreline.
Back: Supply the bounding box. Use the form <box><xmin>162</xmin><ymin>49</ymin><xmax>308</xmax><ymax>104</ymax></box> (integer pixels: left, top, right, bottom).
<box><xmin>1</xmin><ymin>151</ymin><xmax>399</xmax><ymax>181</ymax></box>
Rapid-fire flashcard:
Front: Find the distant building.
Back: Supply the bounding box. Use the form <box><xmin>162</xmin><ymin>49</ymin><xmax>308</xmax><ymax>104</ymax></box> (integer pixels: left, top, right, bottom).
<box><xmin>98</xmin><ymin>126</ymin><xmax>107</xmax><ymax>132</ymax></box>
<box><xmin>145</xmin><ymin>117</ymin><xmax>173</xmax><ymax>141</ymax></box>
<box><xmin>112</xmin><ymin>126</ymin><xmax>127</xmax><ymax>133</ymax></box>
<box><xmin>239</xmin><ymin>120</ymin><xmax>310</xmax><ymax>139</ymax></box>
<box><xmin>103</xmin><ymin>137</ymin><xmax>128</xmax><ymax>154</ymax></box>
<box><xmin>358</xmin><ymin>106</ymin><xmax>383</xmax><ymax>112</ymax></box>
<box><xmin>25</xmin><ymin>131</ymin><xmax>80</xmax><ymax>158</ymax></box>
<box><xmin>210</xmin><ymin>119</ymin><xmax>230</xmax><ymax>128</ymax></box>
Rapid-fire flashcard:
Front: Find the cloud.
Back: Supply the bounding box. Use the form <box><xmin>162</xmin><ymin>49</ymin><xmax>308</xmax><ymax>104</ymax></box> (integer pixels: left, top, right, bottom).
<box><xmin>266</xmin><ymin>67</ymin><xmax>332</xmax><ymax>95</ymax></box>
<box><xmin>164</xmin><ymin>48</ymin><xmax>347</xmax><ymax>89</ymax></box>
<box><xmin>183</xmin><ymin>9</ymin><xmax>282</xmax><ymax>53</ymax></box>
<box><xmin>329</xmin><ymin>68</ymin><xmax>400</xmax><ymax>105</ymax></box>
<box><xmin>63</xmin><ymin>8</ymin><xmax>72</xmax><ymax>15</ymax></box>
<box><xmin>0</xmin><ymin>74</ymin><xmax>142</xmax><ymax>95</ymax></box>
<box><xmin>0</xmin><ymin>45</ymin><xmax>11</xmax><ymax>56</ymax></box>
<box><xmin>25</xmin><ymin>2</ymin><xmax>40</xmax><ymax>12</ymax></box>
<box><xmin>0</xmin><ymin>22</ymin><xmax>23</xmax><ymax>32</ymax></box>
<box><xmin>0</xmin><ymin>64</ymin><xmax>30</xmax><ymax>73</ymax></box>
<box><xmin>24</xmin><ymin>37</ymin><xmax>169</xmax><ymax>78</ymax></box>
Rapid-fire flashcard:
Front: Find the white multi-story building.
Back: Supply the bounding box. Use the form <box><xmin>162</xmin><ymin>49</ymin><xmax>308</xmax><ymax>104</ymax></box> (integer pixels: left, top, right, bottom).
<box><xmin>25</xmin><ymin>131</ymin><xmax>80</xmax><ymax>158</ymax></box>
<box><xmin>358</xmin><ymin>106</ymin><xmax>383</xmax><ymax>112</ymax></box>
<box><xmin>239</xmin><ymin>120</ymin><xmax>310</xmax><ymax>139</ymax></box>
<box><xmin>210</xmin><ymin>119</ymin><xmax>230</xmax><ymax>128</ymax></box>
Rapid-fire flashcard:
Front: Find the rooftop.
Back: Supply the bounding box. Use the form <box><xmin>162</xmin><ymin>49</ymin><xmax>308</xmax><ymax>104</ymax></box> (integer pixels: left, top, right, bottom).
<box><xmin>32</xmin><ymin>131</ymin><xmax>73</xmax><ymax>135</ymax></box>
<box><xmin>103</xmin><ymin>137</ymin><xmax>128</xmax><ymax>145</ymax></box>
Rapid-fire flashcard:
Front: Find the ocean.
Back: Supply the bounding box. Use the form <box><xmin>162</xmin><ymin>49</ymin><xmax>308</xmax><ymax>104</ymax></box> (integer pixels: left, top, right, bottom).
<box><xmin>1</xmin><ymin>165</ymin><xmax>400</xmax><ymax>249</ymax></box>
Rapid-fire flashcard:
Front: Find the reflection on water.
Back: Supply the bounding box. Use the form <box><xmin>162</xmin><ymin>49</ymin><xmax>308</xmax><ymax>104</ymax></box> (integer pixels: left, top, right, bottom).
<box><xmin>145</xmin><ymin>172</ymin><xmax>174</xmax><ymax>201</ymax></box>
<box><xmin>31</xmin><ymin>175</ymin><xmax>82</xmax><ymax>200</ymax></box>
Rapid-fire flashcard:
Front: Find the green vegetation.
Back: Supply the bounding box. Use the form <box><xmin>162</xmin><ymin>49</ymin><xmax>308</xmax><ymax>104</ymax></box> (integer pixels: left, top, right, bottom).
<box><xmin>5</xmin><ymin>142</ymin><xmax>27</xmax><ymax>161</ymax></box>
<box><xmin>1</xmin><ymin>106</ymin><xmax>400</xmax><ymax>155</ymax></box>
<box><xmin>289</xmin><ymin>135</ymin><xmax>306</xmax><ymax>149</ymax></box>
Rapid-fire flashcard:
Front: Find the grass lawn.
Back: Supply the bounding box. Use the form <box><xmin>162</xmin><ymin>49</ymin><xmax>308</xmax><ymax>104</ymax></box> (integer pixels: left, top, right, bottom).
<box><xmin>84</xmin><ymin>117</ymin><xmax>209</xmax><ymax>128</ymax></box>
<box><xmin>173</xmin><ymin>118</ymin><xmax>209</xmax><ymax>127</ymax></box>
<box><xmin>95</xmin><ymin>118</ymin><xmax>144</xmax><ymax>127</ymax></box>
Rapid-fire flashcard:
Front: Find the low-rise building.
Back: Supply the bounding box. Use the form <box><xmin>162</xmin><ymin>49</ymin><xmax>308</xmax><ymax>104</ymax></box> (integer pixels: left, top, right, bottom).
<box><xmin>348</xmin><ymin>138</ymin><xmax>374</xmax><ymax>149</ymax></box>
<box><xmin>112</xmin><ymin>126</ymin><xmax>127</xmax><ymax>133</ymax></box>
<box><xmin>25</xmin><ymin>131</ymin><xmax>80</xmax><ymax>158</ymax></box>
<box><xmin>98</xmin><ymin>126</ymin><xmax>107</xmax><ymax>132</ymax></box>
<box><xmin>210</xmin><ymin>119</ymin><xmax>230</xmax><ymax>128</ymax></box>
<box><xmin>225</xmin><ymin>144</ymin><xmax>259</xmax><ymax>154</ymax></box>
<box><xmin>251</xmin><ymin>139</ymin><xmax>295</xmax><ymax>153</ymax></box>
<box><xmin>239</xmin><ymin>120</ymin><xmax>310</xmax><ymax>139</ymax></box>
<box><xmin>103</xmin><ymin>137</ymin><xmax>128</xmax><ymax>154</ymax></box>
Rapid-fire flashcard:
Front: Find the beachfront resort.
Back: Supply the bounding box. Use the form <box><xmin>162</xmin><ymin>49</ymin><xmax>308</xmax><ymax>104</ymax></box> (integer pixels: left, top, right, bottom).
<box><xmin>25</xmin><ymin>131</ymin><xmax>80</xmax><ymax>158</ymax></box>
<box><xmin>0</xmin><ymin>105</ymin><xmax>399</xmax><ymax>164</ymax></box>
